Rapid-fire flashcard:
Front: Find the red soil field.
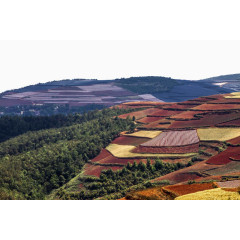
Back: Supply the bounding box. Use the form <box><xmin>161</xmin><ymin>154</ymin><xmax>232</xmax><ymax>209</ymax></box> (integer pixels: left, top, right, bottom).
<box><xmin>134</xmin><ymin>143</ymin><xmax>199</xmax><ymax>154</ymax></box>
<box><xmin>193</xmin><ymin>96</ymin><xmax>220</xmax><ymax>102</ymax></box>
<box><xmin>227</xmin><ymin>136</ymin><xmax>240</xmax><ymax>145</ymax></box>
<box><xmin>165</xmin><ymin>103</ymin><xmax>200</xmax><ymax>110</ymax></box>
<box><xmin>208</xmin><ymin>96</ymin><xmax>240</xmax><ymax>104</ymax></box>
<box><xmin>205</xmin><ymin>162</ymin><xmax>240</xmax><ymax>176</ymax></box>
<box><xmin>169</xmin><ymin>111</ymin><xmax>205</xmax><ymax>120</ymax></box>
<box><xmin>83</xmin><ymin>163</ymin><xmax>122</xmax><ymax>177</ymax></box>
<box><xmin>96</xmin><ymin>158</ymin><xmax>154</xmax><ymax>166</ymax></box>
<box><xmin>125</xmin><ymin>187</ymin><xmax>173</xmax><ymax>200</ymax></box>
<box><xmin>183</xmin><ymin>100</ymin><xmax>208</xmax><ymax>105</ymax></box>
<box><xmin>193</xmin><ymin>103</ymin><xmax>240</xmax><ymax>111</ymax></box>
<box><xmin>163</xmin><ymin>182</ymin><xmax>214</xmax><ymax>196</ymax></box>
<box><xmin>187</xmin><ymin>161</ymin><xmax>223</xmax><ymax>172</ymax></box>
<box><xmin>196</xmin><ymin>175</ymin><xmax>223</xmax><ymax>182</ymax></box>
<box><xmin>143</xmin><ymin>121</ymin><xmax>172</xmax><ymax>130</ymax></box>
<box><xmin>111</xmin><ymin>136</ymin><xmax>150</xmax><ymax>146</ymax></box>
<box><xmin>148</xmin><ymin>109</ymin><xmax>182</xmax><ymax>117</ymax></box>
<box><xmin>209</xmin><ymin>99</ymin><xmax>240</xmax><ymax>104</ymax></box>
<box><xmin>142</xmin><ymin>118</ymin><xmax>175</xmax><ymax>129</ymax></box>
<box><xmin>90</xmin><ymin>149</ymin><xmax>154</xmax><ymax>166</ymax></box>
<box><xmin>207</xmin><ymin>94</ymin><xmax>226</xmax><ymax>99</ymax></box>
<box><xmin>137</xmin><ymin>116</ymin><xmax>165</xmax><ymax>123</ymax></box>
<box><xmin>118</xmin><ymin>108</ymin><xmax>158</xmax><ymax>120</ymax></box>
<box><xmin>141</xmin><ymin>130</ymin><xmax>199</xmax><ymax>147</ymax></box>
<box><xmin>152</xmin><ymin>172</ymin><xmax>201</xmax><ymax>184</ymax></box>
<box><xmin>217</xmin><ymin>118</ymin><xmax>240</xmax><ymax>127</ymax></box>
<box><xmin>220</xmin><ymin>171</ymin><xmax>240</xmax><ymax>177</ymax></box>
<box><xmin>151</xmin><ymin>161</ymin><xmax>223</xmax><ymax>184</ymax></box>
<box><xmin>169</xmin><ymin>111</ymin><xmax>240</xmax><ymax>128</ymax></box>
<box><xmin>216</xmin><ymin>180</ymin><xmax>240</xmax><ymax>188</ymax></box>
<box><xmin>206</xmin><ymin>146</ymin><xmax>240</xmax><ymax>165</ymax></box>
<box><xmin>90</xmin><ymin>149</ymin><xmax>115</xmax><ymax>163</ymax></box>
<box><xmin>229</xmin><ymin>156</ymin><xmax>240</xmax><ymax>161</ymax></box>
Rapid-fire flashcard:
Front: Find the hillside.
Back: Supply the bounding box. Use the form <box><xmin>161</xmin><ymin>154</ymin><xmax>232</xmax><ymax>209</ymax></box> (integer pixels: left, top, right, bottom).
<box><xmin>0</xmin><ymin>74</ymin><xmax>239</xmax><ymax>116</ymax></box>
<box><xmin>44</xmin><ymin>91</ymin><xmax>240</xmax><ymax>200</ymax></box>
<box><xmin>200</xmin><ymin>73</ymin><xmax>240</xmax><ymax>92</ymax></box>
<box><xmin>0</xmin><ymin>107</ymin><xmax>136</xmax><ymax>199</ymax></box>
<box><xmin>1</xmin><ymin>91</ymin><xmax>240</xmax><ymax>199</ymax></box>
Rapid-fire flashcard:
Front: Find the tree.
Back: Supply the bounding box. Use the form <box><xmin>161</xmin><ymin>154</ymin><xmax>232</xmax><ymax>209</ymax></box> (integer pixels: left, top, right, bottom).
<box><xmin>147</xmin><ymin>158</ymin><xmax>151</xmax><ymax>169</ymax></box>
<box><xmin>126</xmin><ymin>162</ymin><xmax>131</xmax><ymax>170</ymax></box>
<box><xmin>154</xmin><ymin>159</ymin><xmax>163</xmax><ymax>170</ymax></box>
<box><xmin>138</xmin><ymin>161</ymin><xmax>146</xmax><ymax>171</ymax></box>
<box><xmin>129</xmin><ymin>122</ymin><xmax>135</xmax><ymax>133</ymax></box>
<box><xmin>132</xmin><ymin>161</ymin><xmax>138</xmax><ymax>170</ymax></box>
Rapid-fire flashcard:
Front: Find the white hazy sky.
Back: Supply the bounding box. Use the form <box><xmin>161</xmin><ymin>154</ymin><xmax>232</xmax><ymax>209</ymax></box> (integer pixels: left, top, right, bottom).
<box><xmin>0</xmin><ymin>40</ymin><xmax>239</xmax><ymax>93</ymax></box>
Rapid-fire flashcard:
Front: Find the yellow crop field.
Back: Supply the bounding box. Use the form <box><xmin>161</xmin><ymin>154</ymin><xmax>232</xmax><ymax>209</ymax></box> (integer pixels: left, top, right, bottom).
<box><xmin>176</xmin><ymin>188</ymin><xmax>240</xmax><ymax>200</ymax></box>
<box><xmin>124</xmin><ymin>130</ymin><xmax>162</xmax><ymax>139</ymax></box>
<box><xmin>106</xmin><ymin>144</ymin><xmax>197</xmax><ymax>158</ymax></box>
<box><xmin>225</xmin><ymin>92</ymin><xmax>240</xmax><ymax>98</ymax></box>
<box><xmin>197</xmin><ymin>128</ymin><xmax>240</xmax><ymax>141</ymax></box>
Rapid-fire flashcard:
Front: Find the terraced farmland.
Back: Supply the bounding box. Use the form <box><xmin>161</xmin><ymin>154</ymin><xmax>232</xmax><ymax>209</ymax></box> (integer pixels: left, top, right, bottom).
<box><xmin>83</xmin><ymin>163</ymin><xmax>122</xmax><ymax>177</ymax></box>
<box><xmin>169</xmin><ymin>112</ymin><xmax>240</xmax><ymax>129</ymax></box>
<box><xmin>197</xmin><ymin>128</ymin><xmax>240</xmax><ymax>141</ymax></box>
<box><xmin>175</xmin><ymin>188</ymin><xmax>240</xmax><ymax>200</ymax></box>
<box><xmin>216</xmin><ymin>180</ymin><xmax>240</xmax><ymax>188</ymax></box>
<box><xmin>124</xmin><ymin>130</ymin><xmax>162</xmax><ymax>138</ymax></box>
<box><xmin>0</xmin><ymin>83</ymin><xmax>161</xmax><ymax>109</ymax></box>
<box><xmin>206</xmin><ymin>146</ymin><xmax>240</xmax><ymax>165</ymax></box>
<box><xmin>135</xmin><ymin>130</ymin><xmax>199</xmax><ymax>154</ymax></box>
<box><xmin>193</xmin><ymin>103</ymin><xmax>240</xmax><ymax>111</ymax></box>
<box><xmin>225</xmin><ymin>92</ymin><xmax>240</xmax><ymax>98</ymax></box>
<box><xmin>106</xmin><ymin>144</ymin><xmax>197</xmax><ymax>159</ymax></box>
<box><xmin>162</xmin><ymin>182</ymin><xmax>215</xmax><ymax>197</ymax></box>
<box><xmin>55</xmin><ymin>91</ymin><xmax>240</xmax><ymax>200</ymax></box>
<box><xmin>118</xmin><ymin>108</ymin><xmax>159</xmax><ymax>120</ymax></box>
<box><xmin>111</xmin><ymin>136</ymin><xmax>150</xmax><ymax>146</ymax></box>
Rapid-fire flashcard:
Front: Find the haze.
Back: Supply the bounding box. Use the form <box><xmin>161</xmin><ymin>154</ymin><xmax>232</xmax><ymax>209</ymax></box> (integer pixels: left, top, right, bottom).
<box><xmin>0</xmin><ymin>40</ymin><xmax>239</xmax><ymax>93</ymax></box>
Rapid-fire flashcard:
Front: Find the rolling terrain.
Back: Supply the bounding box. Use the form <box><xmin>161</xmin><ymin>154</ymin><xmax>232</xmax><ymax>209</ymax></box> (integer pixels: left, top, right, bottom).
<box><xmin>48</xmin><ymin>90</ymin><xmax>240</xmax><ymax>200</ymax></box>
<box><xmin>1</xmin><ymin>75</ymin><xmax>240</xmax><ymax>200</ymax></box>
<box><xmin>0</xmin><ymin>74</ymin><xmax>239</xmax><ymax>116</ymax></box>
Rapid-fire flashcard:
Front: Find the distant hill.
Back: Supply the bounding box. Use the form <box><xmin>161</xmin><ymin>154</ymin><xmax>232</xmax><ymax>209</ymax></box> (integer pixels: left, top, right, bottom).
<box><xmin>201</xmin><ymin>73</ymin><xmax>240</xmax><ymax>82</ymax></box>
<box><xmin>200</xmin><ymin>73</ymin><xmax>240</xmax><ymax>92</ymax></box>
<box><xmin>0</xmin><ymin>74</ymin><xmax>239</xmax><ymax>116</ymax></box>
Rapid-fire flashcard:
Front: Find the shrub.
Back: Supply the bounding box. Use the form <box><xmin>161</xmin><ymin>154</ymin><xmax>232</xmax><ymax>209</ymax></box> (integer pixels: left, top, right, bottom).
<box><xmin>191</xmin><ymin>156</ymin><xmax>204</xmax><ymax>162</ymax></box>
<box><xmin>144</xmin><ymin>181</ymin><xmax>153</xmax><ymax>188</ymax></box>
<box><xmin>188</xmin><ymin>180</ymin><xmax>196</xmax><ymax>185</ymax></box>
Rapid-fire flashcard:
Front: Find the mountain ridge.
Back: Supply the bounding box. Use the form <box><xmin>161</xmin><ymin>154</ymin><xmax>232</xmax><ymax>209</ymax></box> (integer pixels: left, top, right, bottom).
<box><xmin>1</xmin><ymin>74</ymin><xmax>240</xmax><ymax>116</ymax></box>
